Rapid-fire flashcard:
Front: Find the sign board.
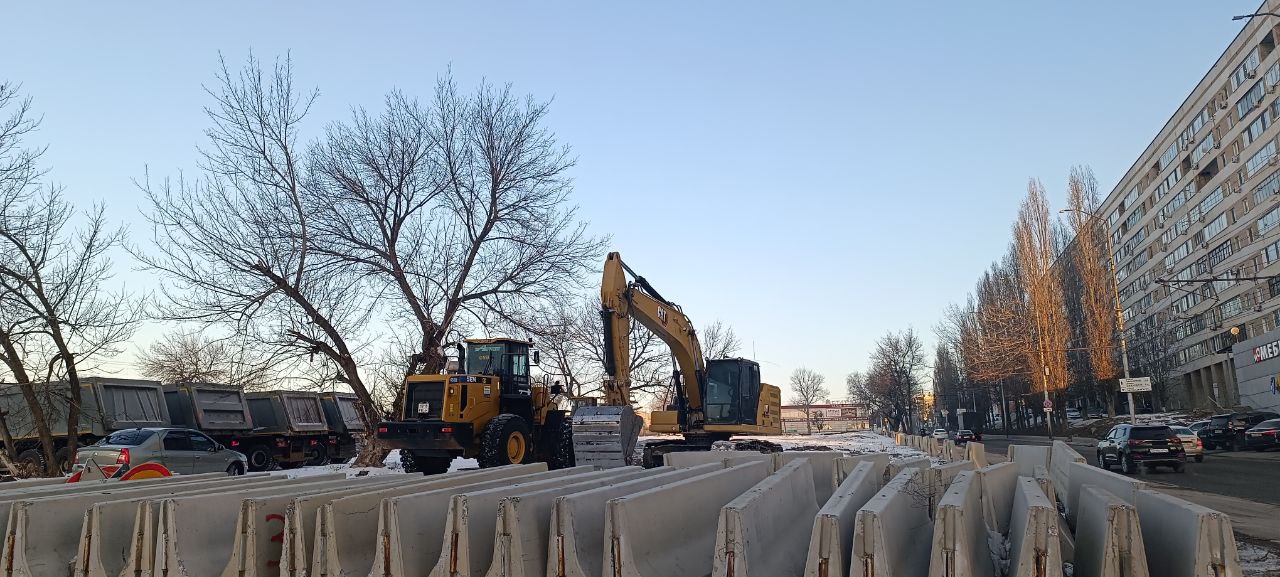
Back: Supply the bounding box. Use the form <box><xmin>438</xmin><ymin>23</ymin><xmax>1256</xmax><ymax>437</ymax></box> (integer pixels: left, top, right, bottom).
<box><xmin>1042</xmin><ymin>398</ymin><xmax>1052</xmax><ymax>409</ymax></box>
<box><xmin>1119</xmin><ymin>377</ymin><xmax>1152</xmax><ymax>392</ymax></box>
<box><xmin>1254</xmin><ymin>340</ymin><xmax>1280</xmax><ymax>363</ymax></box>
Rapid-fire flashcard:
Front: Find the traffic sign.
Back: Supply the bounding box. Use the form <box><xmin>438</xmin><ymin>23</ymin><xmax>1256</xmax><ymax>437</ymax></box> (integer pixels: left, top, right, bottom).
<box><xmin>1119</xmin><ymin>377</ymin><xmax>1152</xmax><ymax>393</ymax></box>
<box><xmin>1042</xmin><ymin>398</ymin><xmax>1052</xmax><ymax>409</ymax></box>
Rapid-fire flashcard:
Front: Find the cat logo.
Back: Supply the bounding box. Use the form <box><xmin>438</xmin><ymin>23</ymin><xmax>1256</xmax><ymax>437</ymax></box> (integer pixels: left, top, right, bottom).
<box><xmin>657</xmin><ymin>306</ymin><xmax>668</xmax><ymax>324</ymax></box>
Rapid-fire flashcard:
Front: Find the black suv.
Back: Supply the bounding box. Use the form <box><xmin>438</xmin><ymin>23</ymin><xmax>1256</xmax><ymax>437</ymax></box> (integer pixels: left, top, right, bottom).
<box><xmin>1197</xmin><ymin>411</ymin><xmax>1280</xmax><ymax>451</ymax></box>
<box><xmin>1097</xmin><ymin>424</ymin><xmax>1185</xmax><ymax>473</ymax></box>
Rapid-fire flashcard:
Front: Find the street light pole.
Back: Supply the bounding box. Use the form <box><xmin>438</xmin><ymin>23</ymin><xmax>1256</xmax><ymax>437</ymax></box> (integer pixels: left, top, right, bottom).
<box><xmin>1234</xmin><ymin>12</ymin><xmax>1280</xmax><ymax>20</ymax></box>
<box><xmin>1062</xmin><ymin>208</ymin><xmax>1136</xmax><ymax>425</ymax></box>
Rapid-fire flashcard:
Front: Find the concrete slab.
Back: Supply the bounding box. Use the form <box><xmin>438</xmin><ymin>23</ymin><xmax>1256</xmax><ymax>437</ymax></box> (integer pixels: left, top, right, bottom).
<box><xmin>428</xmin><ymin>468</ymin><xmax>630</xmax><ymax>577</ymax></box>
<box><xmin>927</xmin><ymin>470</ymin><xmax>994</xmax><ymax>577</ymax></box>
<box><xmin>1008</xmin><ymin>477</ymin><xmax>1062</xmax><ymax>577</ymax></box>
<box><xmin>775</xmin><ymin>451</ymin><xmax>843</xmax><ymax>504</ymax></box>
<box><xmin>928</xmin><ymin>461</ymin><xmax>975</xmax><ymax>513</ymax></box>
<box><xmin>1031</xmin><ymin>465</ymin><xmax>1055</xmax><ymax>510</ymax></box>
<box><xmin>833</xmin><ymin>454</ymin><xmax>890</xmax><ymax>488</ymax></box>
<box><xmin>888</xmin><ymin>456</ymin><xmax>931</xmax><ymax>483</ymax></box>
<box><xmin>483</xmin><ymin>468</ymin><xmax>654</xmax><ymax>577</ymax></box>
<box><xmin>849</xmin><ymin>468</ymin><xmax>933</xmax><ymax>577</ymax></box>
<box><xmin>546</xmin><ymin>464</ymin><xmax>720</xmax><ymax>577</ymax></box>
<box><xmin>0</xmin><ymin>472</ymin><xmax>229</xmax><ymax>533</ymax></box>
<box><xmin>803</xmin><ymin>460</ymin><xmax>882</xmax><ymax>577</ymax></box>
<box><xmin>152</xmin><ymin>475</ymin><xmax>348</xmax><ymax>577</ymax></box>
<box><xmin>605</xmin><ymin>461</ymin><xmax>770</xmax><ymax>577</ymax></box>
<box><xmin>2</xmin><ymin>472</ymin><xmax>283</xmax><ymax>577</ymax></box>
<box><xmin>965</xmin><ymin>442</ymin><xmax>988</xmax><ymax>467</ymax></box>
<box><xmin>663</xmin><ymin>450</ymin><xmax>770</xmax><ymax>469</ymax></box>
<box><xmin>1135</xmin><ymin>489</ymin><xmax>1241</xmax><ymax>577</ymax></box>
<box><xmin>976</xmin><ymin>462</ymin><xmax>1016</xmax><ymax>535</ymax></box>
<box><xmin>1008</xmin><ymin>445</ymin><xmax>1050</xmax><ymax>477</ymax></box>
<box><xmin>1074</xmin><ymin>485</ymin><xmax>1149</xmax><ymax>577</ymax></box>
<box><xmin>1050</xmin><ymin>441</ymin><xmax>1085</xmax><ymax>509</ymax></box>
<box><xmin>711</xmin><ymin>460</ymin><xmax>817</xmax><ymax>577</ymax></box>
<box><xmin>332</xmin><ymin>465</ymin><xmax>570</xmax><ymax>577</ymax></box>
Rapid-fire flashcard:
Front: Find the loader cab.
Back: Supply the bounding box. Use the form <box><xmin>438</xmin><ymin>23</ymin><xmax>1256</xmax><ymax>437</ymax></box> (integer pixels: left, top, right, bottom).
<box><xmin>463</xmin><ymin>338</ymin><xmax>536</xmax><ymax>395</ymax></box>
<box><xmin>702</xmin><ymin>358</ymin><xmax>761</xmax><ymax>426</ymax></box>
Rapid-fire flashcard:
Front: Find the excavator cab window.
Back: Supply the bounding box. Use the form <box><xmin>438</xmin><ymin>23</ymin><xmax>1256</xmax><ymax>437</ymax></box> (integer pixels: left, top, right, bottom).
<box><xmin>704</xmin><ymin>359</ymin><xmax>761</xmax><ymax>426</ymax></box>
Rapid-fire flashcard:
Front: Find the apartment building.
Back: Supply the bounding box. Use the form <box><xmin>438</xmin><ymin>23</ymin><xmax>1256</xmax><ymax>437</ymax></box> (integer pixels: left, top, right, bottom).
<box><xmin>1102</xmin><ymin>2</ymin><xmax>1280</xmax><ymax>410</ymax></box>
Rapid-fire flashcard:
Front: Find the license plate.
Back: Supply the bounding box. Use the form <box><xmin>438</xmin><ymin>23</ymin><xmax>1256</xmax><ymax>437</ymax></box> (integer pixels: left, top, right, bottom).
<box><xmin>1249</xmin><ymin>433</ymin><xmax>1261</xmax><ymax>437</ymax></box>
<box><xmin>417</xmin><ymin>402</ymin><xmax>431</xmax><ymax>414</ymax></box>
<box><xmin>1150</xmin><ymin>448</ymin><xmax>1168</xmax><ymax>453</ymax></box>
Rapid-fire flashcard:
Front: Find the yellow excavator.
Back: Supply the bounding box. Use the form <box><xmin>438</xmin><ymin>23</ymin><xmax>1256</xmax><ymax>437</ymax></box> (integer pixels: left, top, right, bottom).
<box><xmin>571</xmin><ymin>252</ymin><xmax>782</xmax><ymax>468</ymax></box>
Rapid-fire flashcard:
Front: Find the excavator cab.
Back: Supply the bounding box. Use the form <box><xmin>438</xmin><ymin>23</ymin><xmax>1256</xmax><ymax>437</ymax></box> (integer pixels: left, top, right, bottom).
<box><xmin>702</xmin><ymin>358</ymin><xmax>761</xmax><ymax>425</ymax></box>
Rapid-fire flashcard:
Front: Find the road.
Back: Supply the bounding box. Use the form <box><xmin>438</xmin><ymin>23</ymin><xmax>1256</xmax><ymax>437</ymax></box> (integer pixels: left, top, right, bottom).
<box><xmin>979</xmin><ymin>435</ymin><xmax>1280</xmax><ymax>506</ymax></box>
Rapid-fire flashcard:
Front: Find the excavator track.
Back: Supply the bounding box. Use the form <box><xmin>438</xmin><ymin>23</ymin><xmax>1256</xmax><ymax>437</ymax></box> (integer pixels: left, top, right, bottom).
<box><xmin>570</xmin><ymin>405</ymin><xmax>642</xmax><ymax>468</ymax></box>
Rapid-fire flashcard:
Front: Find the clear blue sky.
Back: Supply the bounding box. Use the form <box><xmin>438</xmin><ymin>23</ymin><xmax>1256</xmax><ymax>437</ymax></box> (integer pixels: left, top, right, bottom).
<box><xmin>3</xmin><ymin>2</ymin><xmax>1255</xmax><ymax>400</ymax></box>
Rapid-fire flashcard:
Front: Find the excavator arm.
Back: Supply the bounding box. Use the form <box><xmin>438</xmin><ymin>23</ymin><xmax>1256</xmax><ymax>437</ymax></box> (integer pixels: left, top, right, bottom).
<box><xmin>599</xmin><ymin>251</ymin><xmax>706</xmax><ymax>415</ymax></box>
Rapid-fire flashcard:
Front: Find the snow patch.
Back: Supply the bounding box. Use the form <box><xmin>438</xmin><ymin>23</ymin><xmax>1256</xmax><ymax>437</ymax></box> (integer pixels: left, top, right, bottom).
<box><xmin>280</xmin><ymin>450</ymin><xmax>477</xmax><ymax>478</ymax></box>
<box><xmin>1241</xmin><ymin>541</ymin><xmax>1280</xmax><ymax>576</ymax></box>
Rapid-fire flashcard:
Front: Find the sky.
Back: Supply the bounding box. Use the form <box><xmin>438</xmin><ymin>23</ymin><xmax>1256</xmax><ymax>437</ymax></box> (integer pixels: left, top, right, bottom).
<box><xmin>1</xmin><ymin>2</ymin><xmax>1257</xmax><ymax>402</ymax></box>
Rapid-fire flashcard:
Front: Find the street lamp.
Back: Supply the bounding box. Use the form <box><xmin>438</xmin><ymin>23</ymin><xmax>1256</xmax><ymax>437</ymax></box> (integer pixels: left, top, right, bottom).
<box><xmin>1061</xmin><ymin>207</ymin><xmax>1137</xmax><ymax>425</ymax></box>
<box><xmin>1234</xmin><ymin>12</ymin><xmax>1280</xmax><ymax>20</ymax></box>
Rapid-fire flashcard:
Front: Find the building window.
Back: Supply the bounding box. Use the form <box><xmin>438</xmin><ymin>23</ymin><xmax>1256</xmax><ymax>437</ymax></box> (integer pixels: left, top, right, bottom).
<box><xmin>1243</xmin><ymin>110</ymin><xmax>1272</xmax><ymax>146</ymax></box>
<box><xmin>1246</xmin><ymin>141</ymin><xmax>1277</xmax><ymax>177</ymax></box>
<box><xmin>1159</xmin><ymin>142</ymin><xmax>1180</xmax><ymax>171</ymax></box>
<box><xmin>1265</xmin><ymin>238</ymin><xmax>1280</xmax><ymax>264</ymax></box>
<box><xmin>1108</xmin><ymin>208</ymin><xmax>1121</xmax><ymax>227</ymax></box>
<box><xmin>1261</xmin><ymin>205</ymin><xmax>1280</xmax><ymax>235</ymax></box>
<box><xmin>1121</xmin><ymin>186</ymin><xmax>1140</xmax><ymax>212</ymax></box>
<box><xmin>1254</xmin><ymin>170</ymin><xmax>1280</xmax><ymax>204</ymax></box>
<box><xmin>1268</xmin><ymin>61</ymin><xmax>1280</xmax><ymax>89</ymax></box>
<box><xmin>1237</xmin><ymin>80</ymin><xmax>1266</xmax><ymax>120</ymax></box>
<box><xmin>1204</xmin><ymin>213</ymin><xmax>1229</xmax><ymax>240</ymax></box>
<box><xmin>1192</xmin><ymin>133</ymin><xmax>1215</xmax><ymax>164</ymax></box>
<box><xmin>1232</xmin><ymin>48</ymin><xmax>1262</xmax><ymax>91</ymax></box>
<box><xmin>1207</xmin><ymin>240</ymin><xmax>1234</xmax><ymax>266</ymax></box>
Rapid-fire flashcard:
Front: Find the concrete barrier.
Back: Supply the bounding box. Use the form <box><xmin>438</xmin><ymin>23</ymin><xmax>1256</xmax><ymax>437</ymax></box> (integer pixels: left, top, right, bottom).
<box><xmin>927</xmin><ymin>470</ymin><xmax>994</xmax><ymax>577</ymax></box>
<box><xmin>1135</xmin><ymin>489</ymin><xmax>1241</xmax><ymax>577</ymax></box>
<box><xmin>152</xmin><ymin>475</ymin><xmax>351</xmax><ymax>577</ymax></box>
<box><xmin>965</xmin><ymin>442</ymin><xmax>988</xmax><ymax>467</ymax></box>
<box><xmin>924</xmin><ymin>437</ymin><xmax>940</xmax><ymax>457</ymax></box>
<box><xmin>803</xmin><ymin>460</ymin><xmax>883</xmax><ymax>577</ymax></box>
<box><xmin>483</xmin><ymin>468</ymin><xmax>655</xmax><ymax>577</ymax></box>
<box><xmin>428</xmin><ymin>468</ymin><xmax>631</xmax><ymax>577</ymax></box>
<box><xmin>888</xmin><ymin>455</ymin><xmax>931</xmax><ymax>483</ymax></box>
<box><xmin>833</xmin><ymin>454</ymin><xmax>890</xmax><ymax>488</ymax></box>
<box><xmin>1007</xmin><ymin>477</ymin><xmax>1062</xmax><ymax>577</ymax></box>
<box><xmin>218</xmin><ymin>476</ymin><xmax>410</xmax><ymax>577</ymax></box>
<box><xmin>976</xmin><ymin>462</ymin><xmax>1016</xmax><ymax>534</ymax></box>
<box><xmin>1008</xmin><ymin>445</ymin><xmax>1050</xmax><ymax>477</ymax></box>
<box><xmin>548</xmin><ymin>464</ymin><xmax>720</xmax><ymax>577</ymax></box>
<box><xmin>849</xmin><ymin>468</ymin><xmax>933</xmax><ymax>577</ymax></box>
<box><xmin>711</xmin><ymin>460</ymin><xmax>817</xmax><ymax>577</ymax></box>
<box><xmin>1065</xmin><ymin>461</ymin><xmax>1147</xmax><ymax>525</ymax></box>
<box><xmin>319</xmin><ymin>464</ymin><xmax>560</xmax><ymax>577</ymax></box>
<box><xmin>605</xmin><ymin>460</ymin><xmax>770</xmax><ymax>577</ymax></box>
<box><xmin>1</xmin><ymin>472</ymin><xmax>283</xmax><ymax>577</ymax></box>
<box><xmin>71</xmin><ymin>474</ymin><xmax>279</xmax><ymax>577</ymax></box>
<box><xmin>663</xmin><ymin>450</ymin><xmax>772</xmax><ymax>469</ymax></box>
<box><xmin>775</xmin><ymin>451</ymin><xmax>844</xmax><ymax>504</ymax></box>
<box><xmin>942</xmin><ymin>440</ymin><xmax>958</xmax><ymax>461</ymax></box>
<box><xmin>1050</xmin><ymin>441</ymin><xmax>1085</xmax><ymax>506</ymax></box>
<box><xmin>1031</xmin><ymin>465</ymin><xmax>1055</xmax><ymax>509</ymax></box>
<box><xmin>928</xmin><ymin>461</ymin><xmax>975</xmax><ymax>512</ymax></box>
<box><xmin>0</xmin><ymin>471</ymin><xmax>228</xmax><ymax>532</ymax></box>
<box><xmin>1074</xmin><ymin>485</ymin><xmax>1149</xmax><ymax>577</ymax></box>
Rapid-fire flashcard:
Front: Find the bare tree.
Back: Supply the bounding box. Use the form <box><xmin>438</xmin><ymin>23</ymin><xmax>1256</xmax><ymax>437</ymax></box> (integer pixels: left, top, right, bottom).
<box><xmin>134</xmin><ymin>54</ymin><xmax>388</xmax><ymax>463</ymax></box>
<box><xmin>1064</xmin><ymin>166</ymin><xmax>1119</xmax><ymax>414</ymax></box>
<box><xmin>789</xmin><ymin>367</ymin><xmax>828</xmax><ymax>434</ymax></box>
<box><xmin>845</xmin><ymin>370</ymin><xmax>864</xmax><ymax>404</ymax></box>
<box><xmin>531</xmin><ymin>296</ymin><xmax>669</xmax><ymax>403</ymax></box>
<box><xmin>135</xmin><ymin>329</ymin><xmax>281</xmax><ymax>389</ymax></box>
<box><xmin>851</xmin><ymin>329</ymin><xmax>928</xmax><ymax>432</ymax></box>
<box><xmin>700</xmin><ymin>320</ymin><xmax>741</xmax><ymax>359</ymax></box>
<box><xmin>0</xmin><ymin>82</ymin><xmax>142</xmax><ymax>475</ymax></box>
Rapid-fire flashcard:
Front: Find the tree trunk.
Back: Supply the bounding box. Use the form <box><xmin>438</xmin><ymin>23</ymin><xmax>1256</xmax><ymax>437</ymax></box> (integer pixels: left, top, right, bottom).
<box><xmin>62</xmin><ymin>352</ymin><xmax>83</xmax><ymax>477</ymax></box>
<box><xmin>0</xmin><ymin>412</ymin><xmax>17</xmax><ymax>462</ymax></box>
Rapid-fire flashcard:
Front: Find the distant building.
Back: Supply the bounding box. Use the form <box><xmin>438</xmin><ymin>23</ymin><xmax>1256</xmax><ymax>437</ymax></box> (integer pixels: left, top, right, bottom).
<box><xmin>781</xmin><ymin>402</ymin><xmax>870</xmax><ymax>434</ymax></box>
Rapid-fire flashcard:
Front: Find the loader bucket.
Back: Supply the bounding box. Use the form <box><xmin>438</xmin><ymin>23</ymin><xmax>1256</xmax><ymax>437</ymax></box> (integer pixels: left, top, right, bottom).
<box><xmin>571</xmin><ymin>405</ymin><xmax>642</xmax><ymax>468</ymax></box>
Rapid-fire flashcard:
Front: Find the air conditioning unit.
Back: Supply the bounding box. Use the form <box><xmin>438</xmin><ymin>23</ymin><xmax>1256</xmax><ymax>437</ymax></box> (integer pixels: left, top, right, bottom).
<box><xmin>1269</xmin><ymin>85</ymin><xmax>1277</xmax><ymax>94</ymax></box>
<box><xmin>1200</xmin><ymin>242</ymin><xmax>1208</xmax><ymax>249</ymax></box>
<box><xmin>1192</xmin><ymin>162</ymin><xmax>1200</xmax><ymax>170</ymax></box>
<box><xmin>1200</xmin><ymin>214</ymin><xmax>1207</xmax><ymax>223</ymax></box>
<box><xmin>1156</xmin><ymin>220</ymin><xmax>1165</xmax><ymax>228</ymax></box>
<box><xmin>1232</xmin><ymin>155</ymin><xmax>1241</xmax><ymax>163</ymax></box>
<box><xmin>1257</xmin><ymin>304</ymin><xmax>1265</xmax><ymax>312</ymax></box>
<box><xmin>1248</xmin><ymin>69</ymin><xmax>1258</xmax><ymax>79</ymax></box>
<box><xmin>1220</xmin><ymin>100</ymin><xmax>1230</xmax><ymax>109</ymax></box>
<box><xmin>1215</xmin><ymin>141</ymin><xmax>1222</xmax><ymax>149</ymax></box>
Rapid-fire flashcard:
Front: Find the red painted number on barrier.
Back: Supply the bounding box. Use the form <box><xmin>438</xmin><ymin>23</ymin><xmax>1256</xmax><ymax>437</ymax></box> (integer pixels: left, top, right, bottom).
<box><xmin>264</xmin><ymin>513</ymin><xmax>287</xmax><ymax>567</ymax></box>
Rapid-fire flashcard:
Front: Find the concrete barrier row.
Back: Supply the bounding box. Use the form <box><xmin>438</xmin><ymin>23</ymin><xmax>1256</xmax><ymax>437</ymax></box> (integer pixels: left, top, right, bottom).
<box><xmin>711</xmin><ymin>459</ymin><xmax>817</xmax><ymax>577</ymax></box>
<box><xmin>1075</xmin><ymin>485</ymin><xmax>1148</xmax><ymax>577</ymax></box>
<box><xmin>1008</xmin><ymin>477</ymin><xmax>1064</xmax><ymax>577</ymax></box>
<box><xmin>1050</xmin><ymin>441</ymin><xmax>1086</xmax><ymax>507</ymax></box>
<box><xmin>804</xmin><ymin>460</ymin><xmax>884</xmax><ymax>577</ymax></box>
<box><xmin>849</xmin><ymin>468</ymin><xmax>933</xmax><ymax>577</ymax></box>
<box><xmin>1135</xmin><ymin>489</ymin><xmax>1241</xmax><ymax>577</ymax></box>
<box><xmin>927</xmin><ymin>470</ymin><xmax>994</xmax><ymax>577</ymax></box>
<box><xmin>833</xmin><ymin>453</ymin><xmax>890</xmax><ymax>487</ymax></box>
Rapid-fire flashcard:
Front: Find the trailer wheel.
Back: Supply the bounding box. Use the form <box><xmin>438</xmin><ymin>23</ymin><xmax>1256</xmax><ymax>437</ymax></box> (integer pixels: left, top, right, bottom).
<box><xmin>246</xmin><ymin>446</ymin><xmax>275</xmax><ymax>472</ymax></box>
<box><xmin>549</xmin><ymin>418</ymin><xmax>575</xmax><ymax>470</ymax></box>
<box><xmin>16</xmin><ymin>449</ymin><xmax>46</xmax><ymax>477</ymax></box>
<box><xmin>305</xmin><ymin>448</ymin><xmax>331</xmax><ymax>467</ymax></box>
<box><xmin>479</xmin><ymin>414</ymin><xmax>532</xmax><ymax>468</ymax></box>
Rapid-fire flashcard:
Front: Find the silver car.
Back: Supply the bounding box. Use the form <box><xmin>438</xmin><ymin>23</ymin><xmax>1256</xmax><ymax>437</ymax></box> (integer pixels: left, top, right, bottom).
<box><xmin>74</xmin><ymin>428</ymin><xmax>248</xmax><ymax>475</ymax></box>
<box><xmin>1171</xmin><ymin>426</ymin><xmax>1204</xmax><ymax>462</ymax></box>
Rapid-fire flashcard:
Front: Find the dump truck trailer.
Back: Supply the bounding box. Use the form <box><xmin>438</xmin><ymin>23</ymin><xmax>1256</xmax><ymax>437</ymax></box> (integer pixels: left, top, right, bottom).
<box><xmin>0</xmin><ymin>378</ymin><xmax>170</xmax><ymax>473</ymax></box>
<box><xmin>318</xmin><ymin>391</ymin><xmax>364</xmax><ymax>463</ymax></box>
<box><xmin>245</xmin><ymin>390</ymin><xmax>333</xmax><ymax>470</ymax></box>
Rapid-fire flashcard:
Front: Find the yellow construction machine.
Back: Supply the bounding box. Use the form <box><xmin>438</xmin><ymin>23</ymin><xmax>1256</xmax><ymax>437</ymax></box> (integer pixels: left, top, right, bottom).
<box><xmin>376</xmin><ymin>338</ymin><xmax>574</xmax><ymax>474</ymax></box>
<box><xmin>571</xmin><ymin>252</ymin><xmax>782</xmax><ymax>468</ymax></box>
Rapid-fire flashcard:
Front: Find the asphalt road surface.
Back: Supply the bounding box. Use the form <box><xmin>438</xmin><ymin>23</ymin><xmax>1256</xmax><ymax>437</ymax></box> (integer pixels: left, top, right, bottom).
<box><xmin>980</xmin><ymin>436</ymin><xmax>1280</xmax><ymax>506</ymax></box>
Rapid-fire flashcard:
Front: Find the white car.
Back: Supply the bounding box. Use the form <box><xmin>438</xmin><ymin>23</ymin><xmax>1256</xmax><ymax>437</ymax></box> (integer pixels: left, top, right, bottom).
<box><xmin>932</xmin><ymin>428</ymin><xmax>949</xmax><ymax>441</ymax></box>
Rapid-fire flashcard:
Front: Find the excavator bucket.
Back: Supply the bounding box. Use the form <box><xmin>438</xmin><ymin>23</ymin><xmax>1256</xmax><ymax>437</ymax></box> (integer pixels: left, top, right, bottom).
<box><xmin>571</xmin><ymin>405</ymin><xmax>642</xmax><ymax>468</ymax></box>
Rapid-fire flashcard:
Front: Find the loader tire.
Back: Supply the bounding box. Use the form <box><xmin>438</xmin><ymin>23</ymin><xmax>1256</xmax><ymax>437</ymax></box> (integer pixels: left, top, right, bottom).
<box><xmin>479</xmin><ymin>414</ymin><xmax>532</xmax><ymax>468</ymax></box>
<box><xmin>16</xmin><ymin>449</ymin><xmax>46</xmax><ymax>477</ymax></box>
<box><xmin>549</xmin><ymin>418</ymin><xmax>575</xmax><ymax>470</ymax></box>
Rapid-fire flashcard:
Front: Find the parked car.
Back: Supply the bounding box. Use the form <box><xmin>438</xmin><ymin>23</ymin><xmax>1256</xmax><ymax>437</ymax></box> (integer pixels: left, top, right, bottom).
<box><xmin>72</xmin><ymin>427</ymin><xmax>248</xmax><ymax>475</ymax></box>
<box><xmin>1245</xmin><ymin>419</ymin><xmax>1280</xmax><ymax>451</ymax></box>
<box><xmin>1066</xmin><ymin>408</ymin><xmax>1081</xmax><ymax>419</ymax></box>
<box><xmin>1188</xmin><ymin>420</ymin><xmax>1211</xmax><ymax>434</ymax></box>
<box><xmin>1198</xmin><ymin>411</ymin><xmax>1280</xmax><ymax>451</ymax></box>
<box><xmin>932</xmin><ymin>428</ymin><xmax>949</xmax><ymax>441</ymax></box>
<box><xmin>1087</xmin><ymin>410</ymin><xmax>1105</xmax><ymax>418</ymax></box>
<box><xmin>1097</xmin><ymin>424</ymin><xmax>1185</xmax><ymax>474</ymax></box>
<box><xmin>1170</xmin><ymin>426</ymin><xmax>1204</xmax><ymax>462</ymax></box>
<box><xmin>954</xmin><ymin>430</ymin><xmax>976</xmax><ymax>444</ymax></box>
